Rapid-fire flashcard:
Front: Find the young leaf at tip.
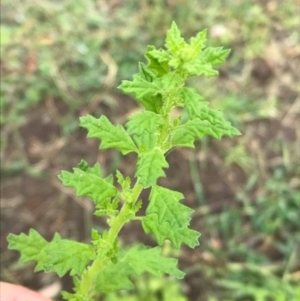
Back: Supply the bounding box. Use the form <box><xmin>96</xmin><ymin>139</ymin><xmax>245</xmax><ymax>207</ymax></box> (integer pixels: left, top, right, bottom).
<box><xmin>165</xmin><ymin>21</ymin><xmax>187</xmax><ymax>55</ymax></box>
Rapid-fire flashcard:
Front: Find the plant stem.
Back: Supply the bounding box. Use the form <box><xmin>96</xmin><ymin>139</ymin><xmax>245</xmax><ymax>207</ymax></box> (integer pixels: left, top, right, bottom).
<box><xmin>78</xmin><ymin>88</ymin><xmax>175</xmax><ymax>298</ymax></box>
<box><xmin>78</xmin><ymin>180</ymin><xmax>143</xmax><ymax>298</ymax></box>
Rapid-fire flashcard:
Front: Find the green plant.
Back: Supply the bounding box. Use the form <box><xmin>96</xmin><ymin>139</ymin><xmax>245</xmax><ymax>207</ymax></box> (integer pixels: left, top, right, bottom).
<box><xmin>105</xmin><ymin>274</ymin><xmax>187</xmax><ymax>301</ymax></box>
<box><xmin>7</xmin><ymin>22</ymin><xmax>240</xmax><ymax>300</ymax></box>
<box><xmin>218</xmin><ymin>262</ymin><xmax>300</xmax><ymax>301</ymax></box>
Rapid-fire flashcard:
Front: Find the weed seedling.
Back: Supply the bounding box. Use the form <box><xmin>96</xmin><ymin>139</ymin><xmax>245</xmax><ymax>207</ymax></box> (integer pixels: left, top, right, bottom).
<box><xmin>7</xmin><ymin>22</ymin><xmax>240</xmax><ymax>300</ymax></box>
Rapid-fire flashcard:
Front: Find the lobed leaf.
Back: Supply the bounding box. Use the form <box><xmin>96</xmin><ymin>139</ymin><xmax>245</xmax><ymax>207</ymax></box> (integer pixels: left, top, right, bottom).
<box><xmin>116</xmin><ymin>170</ymin><xmax>131</xmax><ymax>190</ymax></box>
<box><xmin>126</xmin><ymin>111</ymin><xmax>164</xmax><ymax>136</ymax></box>
<box><xmin>189</xmin><ymin>29</ymin><xmax>207</xmax><ymax>57</ymax></box>
<box><xmin>147</xmin><ymin>48</ymin><xmax>171</xmax><ymax>65</ymax></box>
<box><xmin>133</xmin><ymin>132</ymin><xmax>155</xmax><ymax>151</ymax></box>
<box><xmin>171</xmin><ymin>128</ymin><xmax>196</xmax><ymax>148</ymax></box>
<box><xmin>8</xmin><ymin>230</ymin><xmax>95</xmax><ymax>277</ymax></box>
<box><xmin>136</xmin><ymin>149</ymin><xmax>169</xmax><ymax>188</ymax></box>
<box><xmin>80</xmin><ymin>115</ymin><xmax>137</xmax><ymax>155</ymax></box>
<box><xmin>172</xmin><ymin>118</ymin><xmax>239</xmax><ymax>147</ymax></box>
<box><xmin>148</xmin><ymin>186</ymin><xmax>193</xmax><ymax>228</ymax></box>
<box><xmin>77</xmin><ymin>159</ymin><xmax>103</xmax><ymax>177</ymax></box>
<box><xmin>120</xmin><ymin>73</ymin><xmax>182</xmax><ymax>102</ymax></box>
<box><xmin>180</xmin><ymin>60</ymin><xmax>219</xmax><ymax>77</ymax></box>
<box><xmin>197</xmin><ymin>107</ymin><xmax>239</xmax><ymax>134</ymax></box>
<box><xmin>158</xmin><ymin>73</ymin><xmax>183</xmax><ymax>93</ymax></box>
<box><xmin>171</xmin><ymin>89</ymin><xmax>241</xmax><ymax>146</ymax></box>
<box><xmin>42</xmin><ymin>233</ymin><xmax>95</xmax><ymax>277</ymax></box>
<box><xmin>126</xmin><ymin>111</ymin><xmax>164</xmax><ymax>150</ymax></box>
<box><xmin>7</xmin><ymin>229</ymin><xmax>49</xmax><ymax>272</ymax></box>
<box><xmin>135</xmin><ymin>94</ymin><xmax>163</xmax><ymax>113</ymax></box>
<box><xmin>165</xmin><ymin>21</ymin><xmax>187</xmax><ymax>55</ymax></box>
<box><xmin>142</xmin><ymin>214</ymin><xmax>200</xmax><ymax>249</ymax></box>
<box><xmin>182</xmin><ymin>87</ymin><xmax>236</xmax><ymax>126</ymax></box>
<box><xmin>142</xmin><ymin>186</ymin><xmax>199</xmax><ymax>249</ymax></box>
<box><xmin>118</xmin><ymin>74</ymin><xmax>161</xmax><ymax>100</ymax></box>
<box><xmin>138</xmin><ymin>62</ymin><xmax>156</xmax><ymax>82</ymax></box>
<box><xmin>123</xmin><ymin>244</ymin><xmax>184</xmax><ymax>279</ymax></box>
<box><xmin>199</xmin><ymin>46</ymin><xmax>231</xmax><ymax>65</ymax></box>
<box><xmin>95</xmin><ymin>261</ymin><xmax>134</xmax><ymax>293</ymax></box>
<box><xmin>180</xmin><ymin>87</ymin><xmax>208</xmax><ymax>119</ymax></box>
<box><xmin>168</xmin><ymin>56</ymin><xmax>182</xmax><ymax>69</ymax></box>
<box><xmin>59</xmin><ymin>167</ymin><xmax>117</xmax><ymax>206</ymax></box>
<box><xmin>145</xmin><ymin>45</ymin><xmax>170</xmax><ymax>76</ymax></box>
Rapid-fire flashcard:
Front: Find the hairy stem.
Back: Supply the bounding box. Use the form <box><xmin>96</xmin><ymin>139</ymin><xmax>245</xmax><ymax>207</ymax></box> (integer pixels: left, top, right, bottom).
<box><xmin>78</xmin><ymin>180</ymin><xmax>143</xmax><ymax>298</ymax></box>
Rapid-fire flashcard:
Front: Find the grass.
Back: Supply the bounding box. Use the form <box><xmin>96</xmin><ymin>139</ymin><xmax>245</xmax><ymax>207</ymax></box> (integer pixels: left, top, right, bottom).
<box><xmin>1</xmin><ymin>0</ymin><xmax>299</xmax><ymax>300</ymax></box>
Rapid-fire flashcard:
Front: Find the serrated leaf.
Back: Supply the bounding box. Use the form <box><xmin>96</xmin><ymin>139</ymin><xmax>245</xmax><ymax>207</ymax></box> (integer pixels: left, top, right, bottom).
<box><xmin>95</xmin><ymin>261</ymin><xmax>134</xmax><ymax>293</ymax></box>
<box><xmin>197</xmin><ymin>106</ymin><xmax>235</xmax><ymax>129</ymax></box>
<box><xmin>126</xmin><ymin>111</ymin><xmax>164</xmax><ymax>150</ymax></box>
<box><xmin>175</xmin><ymin>118</ymin><xmax>239</xmax><ymax>142</ymax></box>
<box><xmin>171</xmin><ymin>128</ymin><xmax>195</xmax><ymax>148</ymax></box>
<box><xmin>181</xmin><ymin>60</ymin><xmax>218</xmax><ymax>77</ymax></box>
<box><xmin>200</xmin><ymin>47</ymin><xmax>231</xmax><ymax>65</ymax></box>
<box><xmin>180</xmin><ymin>87</ymin><xmax>241</xmax><ymax>139</ymax></box>
<box><xmin>169</xmin><ymin>56</ymin><xmax>182</xmax><ymax>69</ymax></box>
<box><xmin>142</xmin><ymin>186</ymin><xmax>199</xmax><ymax>249</ymax></box>
<box><xmin>126</xmin><ymin>111</ymin><xmax>164</xmax><ymax>136</ymax></box>
<box><xmin>147</xmin><ymin>186</ymin><xmax>193</xmax><ymax>227</ymax></box>
<box><xmin>7</xmin><ymin>229</ymin><xmax>49</xmax><ymax>272</ymax></box>
<box><xmin>7</xmin><ymin>230</ymin><xmax>95</xmax><ymax>277</ymax></box>
<box><xmin>136</xmin><ymin>149</ymin><xmax>169</xmax><ymax>188</ymax></box>
<box><xmin>148</xmin><ymin>48</ymin><xmax>171</xmax><ymax>64</ymax></box>
<box><xmin>77</xmin><ymin>159</ymin><xmax>90</xmax><ymax>172</ymax></box>
<box><xmin>180</xmin><ymin>87</ymin><xmax>208</xmax><ymax>119</ymax></box>
<box><xmin>119</xmin><ymin>73</ymin><xmax>182</xmax><ymax>102</ymax></box>
<box><xmin>145</xmin><ymin>45</ymin><xmax>170</xmax><ymax>76</ymax></box>
<box><xmin>172</xmin><ymin>103</ymin><xmax>240</xmax><ymax>146</ymax></box>
<box><xmin>43</xmin><ymin>233</ymin><xmax>95</xmax><ymax>277</ymax></box>
<box><xmin>159</xmin><ymin>73</ymin><xmax>183</xmax><ymax>92</ymax></box>
<box><xmin>118</xmin><ymin>74</ymin><xmax>161</xmax><ymax>99</ymax></box>
<box><xmin>142</xmin><ymin>214</ymin><xmax>200</xmax><ymax>249</ymax></box>
<box><xmin>134</xmin><ymin>132</ymin><xmax>155</xmax><ymax>151</ymax></box>
<box><xmin>136</xmin><ymin>94</ymin><xmax>163</xmax><ymax>113</ymax></box>
<box><xmin>193</xmin><ymin>109</ymin><xmax>241</xmax><ymax>139</ymax></box>
<box><xmin>59</xmin><ymin>167</ymin><xmax>117</xmax><ymax>206</ymax></box>
<box><xmin>77</xmin><ymin>160</ymin><xmax>103</xmax><ymax>177</ymax></box>
<box><xmin>123</xmin><ymin>244</ymin><xmax>184</xmax><ymax>279</ymax></box>
<box><xmin>138</xmin><ymin>62</ymin><xmax>156</xmax><ymax>82</ymax></box>
<box><xmin>165</xmin><ymin>21</ymin><xmax>186</xmax><ymax>55</ymax></box>
<box><xmin>116</xmin><ymin>170</ymin><xmax>129</xmax><ymax>188</ymax></box>
<box><xmin>80</xmin><ymin>115</ymin><xmax>137</xmax><ymax>155</ymax></box>
<box><xmin>189</xmin><ymin>29</ymin><xmax>207</xmax><ymax>57</ymax></box>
